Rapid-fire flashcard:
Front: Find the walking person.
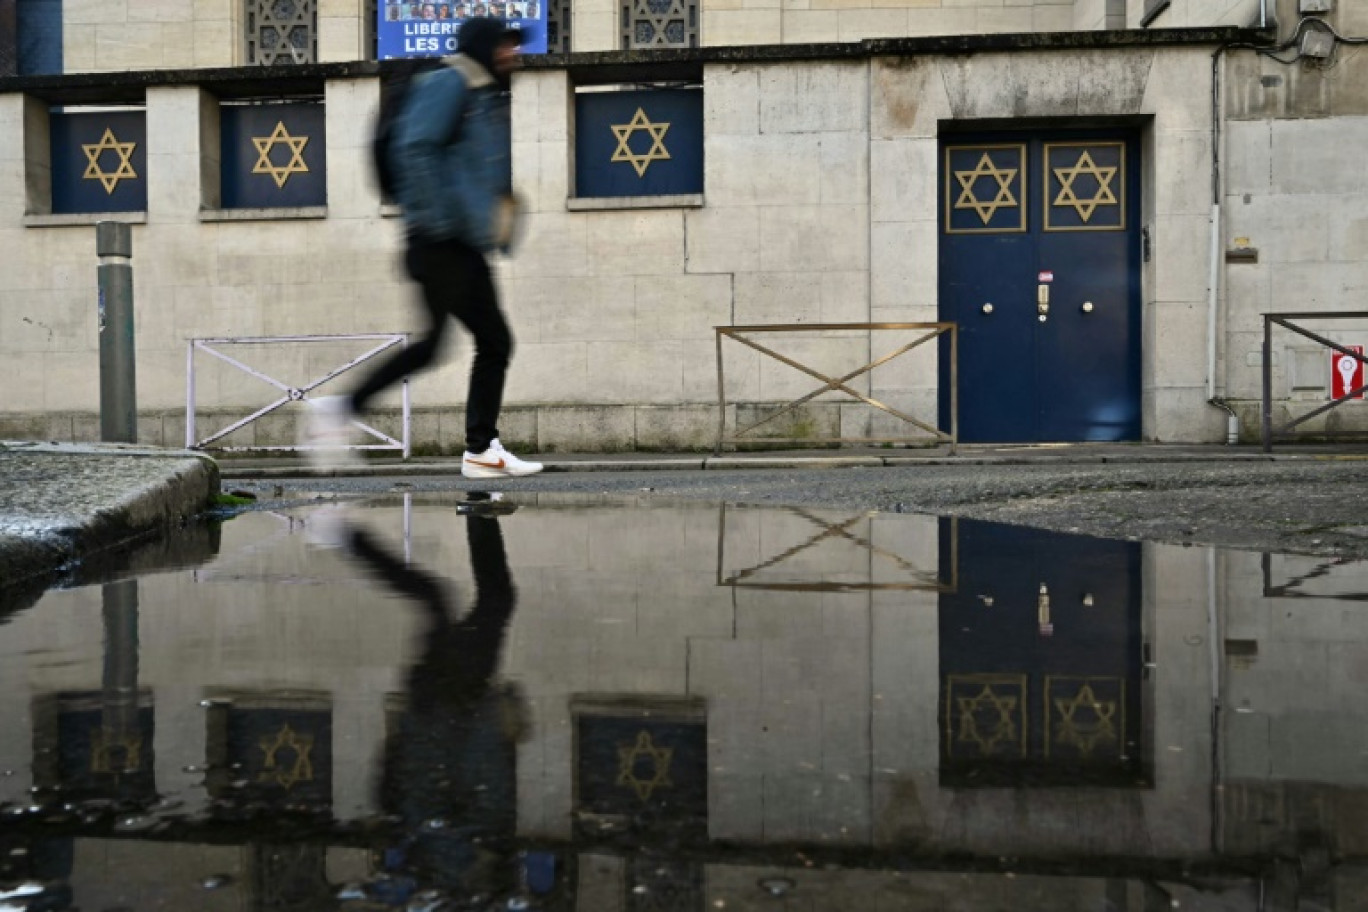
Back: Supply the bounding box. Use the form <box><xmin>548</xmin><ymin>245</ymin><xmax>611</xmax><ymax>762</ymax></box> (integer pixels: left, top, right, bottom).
<box><xmin>307</xmin><ymin>18</ymin><xmax>542</xmax><ymax>479</ymax></box>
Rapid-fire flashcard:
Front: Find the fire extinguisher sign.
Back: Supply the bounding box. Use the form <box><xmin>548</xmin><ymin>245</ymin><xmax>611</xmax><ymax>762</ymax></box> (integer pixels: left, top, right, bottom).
<box><xmin>1331</xmin><ymin>345</ymin><xmax>1365</xmax><ymax>400</ymax></box>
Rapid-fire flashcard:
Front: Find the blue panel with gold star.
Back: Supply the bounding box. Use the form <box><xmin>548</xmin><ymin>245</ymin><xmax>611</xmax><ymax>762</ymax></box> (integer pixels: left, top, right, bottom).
<box><xmin>50</xmin><ymin>111</ymin><xmax>147</xmax><ymax>214</ymax></box>
<box><xmin>575</xmin><ymin>713</ymin><xmax>706</xmax><ymax>835</ymax></box>
<box><xmin>221</xmin><ymin>102</ymin><xmax>327</xmax><ymax>208</ymax></box>
<box><xmin>943</xmin><ymin>144</ymin><xmax>1026</xmax><ymax>235</ymax></box>
<box><xmin>574</xmin><ymin>89</ymin><xmax>702</xmax><ymax>198</ymax></box>
<box><xmin>1044</xmin><ymin>142</ymin><xmax>1126</xmax><ymax>231</ymax></box>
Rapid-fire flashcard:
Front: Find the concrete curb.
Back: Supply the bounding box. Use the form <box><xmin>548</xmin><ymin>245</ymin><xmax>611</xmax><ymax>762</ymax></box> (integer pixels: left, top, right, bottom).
<box><xmin>0</xmin><ymin>442</ymin><xmax>221</xmax><ymax>594</ymax></box>
<box><xmin>215</xmin><ymin>449</ymin><xmax>1309</xmax><ymax>480</ymax></box>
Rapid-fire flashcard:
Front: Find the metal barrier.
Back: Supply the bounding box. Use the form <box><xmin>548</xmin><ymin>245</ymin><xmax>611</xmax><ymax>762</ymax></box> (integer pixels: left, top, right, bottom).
<box><xmin>186</xmin><ymin>334</ymin><xmax>410</xmax><ymax>456</ymax></box>
<box><xmin>715</xmin><ymin>503</ymin><xmax>957</xmax><ymax>593</ymax></box>
<box><xmin>713</xmin><ymin>322</ymin><xmax>957</xmax><ymax>455</ymax></box>
<box><xmin>1261</xmin><ymin>312</ymin><xmax>1368</xmax><ymax>453</ymax></box>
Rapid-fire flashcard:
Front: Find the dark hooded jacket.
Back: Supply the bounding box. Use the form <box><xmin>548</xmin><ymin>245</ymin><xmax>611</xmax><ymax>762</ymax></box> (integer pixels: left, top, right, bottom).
<box><xmin>391</xmin><ymin>20</ymin><xmax>519</xmax><ymax>250</ymax></box>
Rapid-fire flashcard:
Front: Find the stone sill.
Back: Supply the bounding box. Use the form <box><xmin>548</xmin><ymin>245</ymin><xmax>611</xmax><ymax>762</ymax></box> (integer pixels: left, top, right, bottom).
<box><xmin>200</xmin><ymin>206</ymin><xmax>328</xmax><ymax>222</ymax></box>
<box><xmin>568</xmin><ymin>194</ymin><xmax>704</xmax><ymax>211</ymax></box>
<box><xmin>25</xmin><ymin>212</ymin><xmax>147</xmax><ymax>228</ymax></box>
<box><xmin>381</xmin><ymin>203</ymin><xmax>402</xmax><ymax>218</ymax></box>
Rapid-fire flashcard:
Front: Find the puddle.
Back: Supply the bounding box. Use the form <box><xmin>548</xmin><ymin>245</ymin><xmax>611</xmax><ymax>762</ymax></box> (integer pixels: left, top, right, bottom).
<box><xmin>0</xmin><ymin>493</ymin><xmax>1366</xmax><ymax>908</ymax></box>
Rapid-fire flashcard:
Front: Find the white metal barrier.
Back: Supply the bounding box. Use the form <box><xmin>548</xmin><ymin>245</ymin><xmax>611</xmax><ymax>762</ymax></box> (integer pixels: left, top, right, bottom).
<box><xmin>186</xmin><ymin>334</ymin><xmax>410</xmax><ymax>457</ymax></box>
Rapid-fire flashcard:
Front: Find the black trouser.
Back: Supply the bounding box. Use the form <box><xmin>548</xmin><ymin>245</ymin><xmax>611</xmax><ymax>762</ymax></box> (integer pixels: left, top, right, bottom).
<box><xmin>351</xmin><ymin>236</ymin><xmax>512</xmax><ymax>454</ymax></box>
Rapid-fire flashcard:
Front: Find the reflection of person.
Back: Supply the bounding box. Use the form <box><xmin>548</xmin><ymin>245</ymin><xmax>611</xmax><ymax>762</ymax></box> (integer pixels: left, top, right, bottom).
<box><xmin>306</xmin><ymin>19</ymin><xmax>541</xmax><ymax>480</ymax></box>
<box><xmin>341</xmin><ymin>501</ymin><xmax>525</xmax><ymax>894</ymax></box>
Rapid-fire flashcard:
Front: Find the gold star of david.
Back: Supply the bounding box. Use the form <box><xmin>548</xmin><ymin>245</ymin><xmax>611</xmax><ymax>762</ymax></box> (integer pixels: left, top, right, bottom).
<box><xmin>610</xmin><ymin>108</ymin><xmax>671</xmax><ymax>178</ymax></box>
<box><xmin>954</xmin><ymin>152</ymin><xmax>1019</xmax><ymax>225</ymax></box>
<box><xmin>955</xmin><ymin>684</ymin><xmax>1019</xmax><ymax>755</ymax></box>
<box><xmin>616</xmin><ymin>730</ymin><xmax>673</xmax><ymax>801</ymax></box>
<box><xmin>1052</xmin><ymin>684</ymin><xmax>1118</xmax><ymax>757</ymax></box>
<box><xmin>251</xmin><ymin>121</ymin><xmax>310</xmax><ymax>189</ymax></box>
<box><xmin>258</xmin><ymin>723</ymin><xmax>315</xmax><ymax>789</ymax></box>
<box><xmin>82</xmin><ymin>128</ymin><xmax>139</xmax><ymax>195</ymax></box>
<box><xmin>1052</xmin><ymin>150</ymin><xmax>1118</xmax><ymax>223</ymax></box>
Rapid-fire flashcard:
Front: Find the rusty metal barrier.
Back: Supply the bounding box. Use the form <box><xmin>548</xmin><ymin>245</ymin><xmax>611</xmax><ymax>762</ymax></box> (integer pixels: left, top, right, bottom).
<box><xmin>1261</xmin><ymin>312</ymin><xmax>1368</xmax><ymax>453</ymax></box>
<box><xmin>713</xmin><ymin>322</ymin><xmax>957</xmax><ymax>455</ymax></box>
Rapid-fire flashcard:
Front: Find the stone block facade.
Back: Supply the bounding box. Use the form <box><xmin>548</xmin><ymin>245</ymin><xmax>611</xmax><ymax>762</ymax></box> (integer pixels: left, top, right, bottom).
<box><xmin>1</xmin><ymin>0</ymin><xmax>1364</xmax><ymax>450</ymax></box>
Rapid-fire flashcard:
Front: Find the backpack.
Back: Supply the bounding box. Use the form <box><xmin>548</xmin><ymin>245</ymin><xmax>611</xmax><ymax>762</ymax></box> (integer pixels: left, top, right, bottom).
<box><xmin>372</xmin><ymin>59</ymin><xmax>449</xmax><ymax>201</ymax></box>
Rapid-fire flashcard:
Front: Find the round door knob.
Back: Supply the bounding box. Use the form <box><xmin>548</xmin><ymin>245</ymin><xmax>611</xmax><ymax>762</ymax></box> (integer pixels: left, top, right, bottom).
<box><xmin>1082</xmin><ymin>302</ymin><xmax>1094</xmax><ymax>313</ymax></box>
<box><xmin>982</xmin><ymin>303</ymin><xmax>993</xmax><ymax>314</ymax></box>
<box><xmin>1038</xmin><ymin>314</ymin><xmax>1047</xmax><ymax>323</ymax></box>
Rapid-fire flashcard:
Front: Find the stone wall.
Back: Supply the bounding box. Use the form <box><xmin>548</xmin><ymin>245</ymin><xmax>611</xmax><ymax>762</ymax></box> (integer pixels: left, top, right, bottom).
<box><xmin>0</xmin><ymin>38</ymin><xmax>1239</xmax><ymax>450</ymax></box>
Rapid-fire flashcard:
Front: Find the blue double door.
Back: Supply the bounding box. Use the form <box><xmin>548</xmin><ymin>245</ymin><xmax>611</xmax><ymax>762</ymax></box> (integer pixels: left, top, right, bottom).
<box><xmin>938</xmin><ymin>131</ymin><xmax>1142</xmax><ymax>442</ymax></box>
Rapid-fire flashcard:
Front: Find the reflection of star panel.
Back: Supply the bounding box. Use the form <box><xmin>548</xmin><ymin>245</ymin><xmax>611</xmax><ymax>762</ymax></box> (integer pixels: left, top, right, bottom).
<box><xmin>1044</xmin><ymin>142</ymin><xmax>1125</xmax><ymax>232</ymax></box>
<box><xmin>1044</xmin><ymin>676</ymin><xmax>1125</xmax><ymax>761</ymax></box>
<box><xmin>574</xmin><ymin>703</ymin><xmax>706</xmax><ymax>839</ymax></box>
<box><xmin>944</xmin><ymin>144</ymin><xmax>1026</xmax><ymax>235</ymax></box>
<box><xmin>32</xmin><ymin>692</ymin><xmax>158</xmax><ymax>804</ymax></box>
<box><xmin>205</xmin><ymin>700</ymin><xmax>333</xmax><ymax>812</ymax></box>
<box><xmin>943</xmin><ymin>674</ymin><xmax>1027</xmax><ymax>760</ymax></box>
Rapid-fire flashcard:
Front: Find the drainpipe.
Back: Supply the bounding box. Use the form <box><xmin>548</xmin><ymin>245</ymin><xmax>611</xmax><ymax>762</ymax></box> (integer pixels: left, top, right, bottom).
<box><xmin>1208</xmin><ymin>47</ymin><xmax>1240</xmax><ymax>444</ymax></box>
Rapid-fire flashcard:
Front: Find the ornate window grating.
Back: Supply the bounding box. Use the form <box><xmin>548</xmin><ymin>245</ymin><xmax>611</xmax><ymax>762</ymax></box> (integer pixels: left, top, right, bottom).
<box><xmin>246</xmin><ymin>0</ymin><xmax>317</xmax><ymax>65</ymax></box>
<box><xmin>546</xmin><ymin>0</ymin><xmax>571</xmax><ymax>53</ymax></box>
<box><xmin>620</xmin><ymin>0</ymin><xmax>697</xmax><ymax>50</ymax></box>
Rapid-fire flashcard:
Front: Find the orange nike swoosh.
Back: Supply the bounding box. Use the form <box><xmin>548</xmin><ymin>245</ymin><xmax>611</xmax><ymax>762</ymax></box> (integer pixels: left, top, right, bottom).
<box><xmin>467</xmin><ymin>457</ymin><xmax>505</xmax><ymax>468</ymax></box>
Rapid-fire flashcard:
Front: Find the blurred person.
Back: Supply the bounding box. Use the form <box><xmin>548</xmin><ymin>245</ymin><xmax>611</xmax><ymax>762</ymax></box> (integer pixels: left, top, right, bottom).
<box><xmin>306</xmin><ymin>19</ymin><xmax>542</xmax><ymax>480</ymax></box>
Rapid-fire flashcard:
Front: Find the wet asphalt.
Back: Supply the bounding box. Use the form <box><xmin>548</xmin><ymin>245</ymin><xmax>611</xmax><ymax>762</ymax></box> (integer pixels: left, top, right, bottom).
<box><xmin>221</xmin><ymin>455</ymin><xmax>1368</xmax><ymax>558</ymax></box>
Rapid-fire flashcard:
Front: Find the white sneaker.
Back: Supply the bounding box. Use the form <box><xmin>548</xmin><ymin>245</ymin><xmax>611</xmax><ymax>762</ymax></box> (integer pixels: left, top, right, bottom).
<box><xmin>302</xmin><ymin>395</ymin><xmax>362</xmax><ymax>472</ymax></box>
<box><xmin>461</xmin><ymin>438</ymin><xmax>543</xmax><ymax>478</ymax></box>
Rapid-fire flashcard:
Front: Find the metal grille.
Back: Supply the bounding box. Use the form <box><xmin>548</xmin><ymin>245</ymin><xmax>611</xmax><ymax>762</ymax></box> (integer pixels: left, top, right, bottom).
<box><xmin>246</xmin><ymin>0</ymin><xmax>317</xmax><ymax>65</ymax></box>
<box><xmin>620</xmin><ymin>0</ymin><xmax>696</xmax><ymax>49</ymax></box>
<box><xmin>546</xmin><ymin>0</ymin><xmax>571</xmax><ymax>53</ymax></box>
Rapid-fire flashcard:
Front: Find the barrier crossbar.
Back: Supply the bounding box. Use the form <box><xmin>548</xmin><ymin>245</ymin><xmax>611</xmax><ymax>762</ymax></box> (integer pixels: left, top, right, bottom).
<box><xmin>714</xmin><ymin>322</ymin><xmax>958</xmax><ymax>455</ymax></box>
<box><xmin>1261</xmin><ymin>312</ymin><xmax>1368</xmax><ymax>453</ymax></box>
<box><xmin>186</xmin><ymin>334</ymin><xmax>410</xmax><ymax>457</ymax></box>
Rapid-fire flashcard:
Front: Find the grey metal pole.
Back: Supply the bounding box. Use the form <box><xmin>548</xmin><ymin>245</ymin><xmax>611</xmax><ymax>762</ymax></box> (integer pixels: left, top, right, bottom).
<box><xmin>97</xmin><ymin>221</ymin><xmax>137</xmax><ymax>443</ymax></box>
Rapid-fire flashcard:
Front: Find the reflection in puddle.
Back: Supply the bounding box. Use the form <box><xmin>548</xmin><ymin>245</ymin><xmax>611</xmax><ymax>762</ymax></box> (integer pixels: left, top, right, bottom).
<box><xmin>1</xmin><ymin>495</ymin><xmax>1367</xmax><ymax>908</ymax></box>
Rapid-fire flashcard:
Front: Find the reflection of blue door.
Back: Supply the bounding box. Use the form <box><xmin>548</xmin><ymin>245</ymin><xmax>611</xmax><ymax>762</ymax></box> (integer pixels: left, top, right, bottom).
<box><xmin>938</xmin><ymin>132</ymin><xmax>1141</xmax><ymax>442</ymax></box>
<box><xmin>937</xmin><ymin>518</ymin><xmax>1145</xmax><ymax>788</ymax></box>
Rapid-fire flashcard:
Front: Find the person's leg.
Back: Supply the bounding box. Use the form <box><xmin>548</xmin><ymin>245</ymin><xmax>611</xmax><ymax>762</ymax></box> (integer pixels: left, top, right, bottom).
<box><xmin>349</xmin><ymin>238</ymin><xmax>456</xmax><ymax>413</ymax></box>
<box><xmin>447</xmin><ymin>244</ymin><xmax>511</xmax><ymax>454</ymax></box>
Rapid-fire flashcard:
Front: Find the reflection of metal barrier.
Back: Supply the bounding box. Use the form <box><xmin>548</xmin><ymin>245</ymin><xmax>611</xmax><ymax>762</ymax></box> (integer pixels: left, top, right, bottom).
<box><xmin>1261</xmin><ymin>552</ymin><xmax>1368</xmax><ymax>602</ymax></box>
<box><xmin>186</xmin><ymin>334</ymin><xmax>410</xmax><ymax>456</ymax></box>
<box><xmin>1262</xmin><ymin>312</ymin><xmax>1368</xmax><ymax>452</ymax></box>
<box><xmin>715</xmin><ymin>503</ymin><xmax>956</xmax><ymax>592</ymax></box>
<box><xmin>713</xmin><ymin>322</ymin><xmax>957</xmax><ymax>455</ymax></box>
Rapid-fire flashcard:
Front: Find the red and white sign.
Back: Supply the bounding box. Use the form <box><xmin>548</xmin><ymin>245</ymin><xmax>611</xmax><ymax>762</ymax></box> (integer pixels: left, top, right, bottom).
<box><xmin>1331</xmin><ymin>345</ymin><xmax>1365</xmax><ymax>400</ymax></box>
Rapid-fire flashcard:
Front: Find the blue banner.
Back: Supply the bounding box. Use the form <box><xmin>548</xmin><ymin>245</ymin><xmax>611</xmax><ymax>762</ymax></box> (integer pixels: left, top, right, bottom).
<box><xmin>50</xmin><ymin>111</ymin><xmax>147</xmax><ymax>214</ymax></box>
<box><xmin>574</xmin><ymin>89</ymin><xmax>703</xmax><ymax>199</ymax></box>
<box><xmin>378</xmin><ymin>7</ymin><xmax>546</xmax><ymax>60</ymax></box>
